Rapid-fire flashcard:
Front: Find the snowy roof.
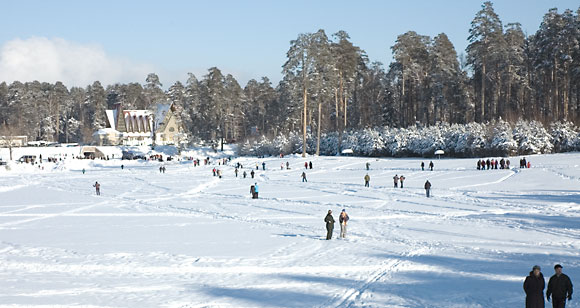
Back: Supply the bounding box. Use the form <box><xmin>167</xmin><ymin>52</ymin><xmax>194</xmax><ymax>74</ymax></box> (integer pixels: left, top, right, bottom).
<box><xmin>105</xmin><ymin>110</ymin><xmax>116</xmax><ymax>130</ymax></box>
<box><xmin>154</xmin><ymin>103</ymin><xmax>171</xmax><ymax>130</ymax></box>
<box><xmin>93</xmin><ymin>128</ymin><xmax>121</xmax><ymax>136</ymax></box>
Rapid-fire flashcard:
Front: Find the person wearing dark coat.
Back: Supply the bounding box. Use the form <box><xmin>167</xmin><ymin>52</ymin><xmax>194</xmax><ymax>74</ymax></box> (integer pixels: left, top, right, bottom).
<box><xmin>547</xmin><ymin>264</ymin><xmax>573</xmax><ymax>308</ymax></box>
<box><xmin>421</xmin><ymin>161</ymin><xmax>425</xmax><ymax>171</ymax></box>
<box><xmin>524</xmin><ymin>265</ymin><xmax>546</xmax><ymax>308</ymax></box>
<box><xmin>309</xmin><ymin>161</ymin><xmax>313</xmax><ymax>169</ymax></box>
<box><xmin>324</xmin><ymin>210</ymin><xmax>335</xmax><ymax>240</ymax></box>
<box><xmin>429</xmin><ymin>161</ymin><xmax>434</xmax><ymax>171</ymax></box>
<box><xmin>424</xmin><ymin>180</ymin><xmax>431</xmax><ymax>197</ymax></box>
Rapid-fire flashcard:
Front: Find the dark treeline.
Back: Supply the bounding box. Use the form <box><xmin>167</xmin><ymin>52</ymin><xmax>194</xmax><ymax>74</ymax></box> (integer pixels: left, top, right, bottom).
<box><xmin>0</xmin><ymin>2</ymin><xmax>579</xmax><ymax>148</ymax></box>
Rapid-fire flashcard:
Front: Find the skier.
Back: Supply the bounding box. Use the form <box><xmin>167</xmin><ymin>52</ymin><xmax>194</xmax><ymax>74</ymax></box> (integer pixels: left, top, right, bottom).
<box><xmin>253</xmin><ymin>183</ymin><xmax>259</xmax><ymax>199</ymax></box>
<box><xmin>429</xmin><ymin>161</ymin><xmax>434</xmax><ymax>171</ymax></box>
<box><xmin>364</xmin><ymin>174</ymin><xmax>370</xmax><ymax>187</ymax></box>
<box><xmin>250</xmin><ymin>170</ymin><xmax>255</xmax><ymax>179</ymax></box>
<box><xmin>243</xmin><ymin>171</ymin><xmax>247</xmax><ymax>178</ymax></box>
<box><xmin>547</xmin><ymin>264</ymin><xmax>573</xmax><ymax>308</ymax></box>
<box><xmin>399</xmin><ymin>175</ymin><xmax>405</xmax><ymax>188</ymax></box>
<box><xmin>421</xmin><ymin>161</ymin><xmax>425</xmax><ymax>171</ymax></box>
<box><xmin>366</xmin><ymin>162</ymin><xmax>370</xmax><ymax>170</ymax></box>
<box><xmin>424</xmin><ymin>180</ymin><xmax>431</xmax><ymax>197</ymax></box>
<box><xmin>339</xmin><ymin>209</ymin><xmax>349</xmax><ymax>238</ymax></box>
<box><xmin>393</xmin><ymin>174</ymin><xmax>399</xmax><ymax>188</ymax></box>
<box><xmin>305</xmin><ymin>162</ymin><xmax>308</xmax><ymax>169</ymax></box>
<box><xmin>93</xmin><ymin>181</ymin><xmax>100</xmax><ymax>196</ymax></box>
<box><xmin>262</xmin><ymin>162</ymin><xmax>266</xmax><ymax>170</ymax></box>
<box><xmin>235</xmin><ymin>168</ymin><xmax>239</xmax><ymax>177</ymax></box>
<box><xmin>324</xmin><ymin>210</ymin><xmax>335</xmax><ymax>240</ymax></box>
<box><xmin>309</xmin><ymin>161</ymin><xmax>313</xmax><ymax>169</ymax></box>
<box><xmin>301</xmin><ymin>172</ymin><xmax>307</xmax><ymax>182</ymax></box>
<box><xmin>524</xmin><ymin>265</ymin><xmax>545</xmax><ymax>308</ymax></box>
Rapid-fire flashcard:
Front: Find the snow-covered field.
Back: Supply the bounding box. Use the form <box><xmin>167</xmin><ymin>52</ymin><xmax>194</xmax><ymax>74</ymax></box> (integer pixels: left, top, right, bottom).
<box><xmin>1</xmin><ymin>147</ymin><xmax>579</xmax><ymax>307</ymax></box>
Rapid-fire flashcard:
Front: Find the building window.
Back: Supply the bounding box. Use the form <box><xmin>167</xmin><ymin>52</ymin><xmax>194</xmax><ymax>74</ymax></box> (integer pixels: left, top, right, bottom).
<box><xmin>169</xmin><ymin>127</ymin><xmax>175</xmax><ymax>132</ymax></box>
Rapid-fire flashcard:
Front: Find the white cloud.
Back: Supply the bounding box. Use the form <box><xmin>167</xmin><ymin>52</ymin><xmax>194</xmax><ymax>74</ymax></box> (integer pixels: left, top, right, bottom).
<box><xmin>0</xmin><ymin>37</ymin><xmax>154</xmax><ymax>87</ymax></box>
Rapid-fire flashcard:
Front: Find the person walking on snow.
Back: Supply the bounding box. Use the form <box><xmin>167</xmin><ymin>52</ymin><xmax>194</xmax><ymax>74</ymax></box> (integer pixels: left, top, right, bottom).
<box><xmin>253</xmin><ymin>183</ymin><xmax>259</xmax><ymax>199</ymax></box>
<box><xmin>324</xmin><ymin>210</ymin><xmax>335</xmax><ymax>240</ymax></box>
<box><xmin>309</xmin><ymin>161</ymin><xmax>313</xmax><ymax>169</ymax></box>
<box><xmin>366</xmin><ymin>162</ymin><xmax>370</xmax><ymax>170</ymax></box>
<box><xmin>243</xmin><ymin>171</ymin><xmax>247</xmax><ymax>178</ymax></box>
<box><xmin>393</xmin><ymin>174</ymin><xmax>399</xmax><ymax>188</ymax></box>
<box><xmin>262</xmin><ymin>162</ymin><xmax>266</xmax><ymax>170</ymax></box>
<box><xmin>424</xmin><ymin>180</ymin><xmax>431</xmax><ymax>197</ymax></box>
<box><xmin>305</xmin><ymin>162</ymin><xmax>308</xmax><ymax>169</ymax></box>
<box><xmin>339</xmin><ymin>209</ymin><xmax>349</xmax><ymax>238</ymax></box>
<box><xmin>421</xmin><ymin>161</ymin><xmax>425</xmax><ymax>171</ymax></box>
<box><xmin>250</xmin><ymin>170</ymin><xmax>255</xmax><ymax>179</ymax></box>
<box><xmin>250</xmin><ymin>185</ymin><xmax>256</xmax><ymax>199</ymax></box>
<box><xmin>547</xmin><ymin>264</ymin><xmax>573</xmax><ymax>308</ymax></box>
<box><xmin>235</xmin><ymin>168</ymin><xmax>239</xmax><ymax>177</ymax></box>
<box><xmin>399</xmin><ymin>175</ymin><xmax>405</xmax><ymax>188</ymax></box>
<box><xmin>93</xmin><ymin>181</ymin><xmax>101</xmax><ymax>196</ymax></box>
<box><xmin>286</xmin><ymin>161</ymin><xmax>290</xmax><ymax>170</ymax></box>
<box><xmin>364</xmin><ymin>174</ymin><xmax>370</xmax><ymax>187</ymax></box>
<box><xmin>301</xmin><ymin>172</ymin><xmax>307</xmax><ymax>182</ymax></box>
<box><xmin>429</xmin><ymin>161</ymin><xmax>434</xmax><ymax>171</ymax></box>
<box><xmin>524</xmin><ymin>265</ymin><xmax>545</xmax><ymax>308</ymax></box>
<box><xmin>281</xmin><ymin>163</ymin><xmax>284</xmax><ymax>170</ymax></box>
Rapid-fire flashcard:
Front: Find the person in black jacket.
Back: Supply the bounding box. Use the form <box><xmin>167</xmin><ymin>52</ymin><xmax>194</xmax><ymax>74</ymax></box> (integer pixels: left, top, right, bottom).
<box><xmin>547</xmin><ymin>264</ymin><xmax>573</xmax><ymax>308</ymax></box>
<box><xmin>524</xmin><ymin>265</ymin><xmax>546</xmax><ymax>308</ymax></box>
<box><xmin>324</xmin><ymin>210</ymin><xmax>335</xmax><ymax>240</ymax></box>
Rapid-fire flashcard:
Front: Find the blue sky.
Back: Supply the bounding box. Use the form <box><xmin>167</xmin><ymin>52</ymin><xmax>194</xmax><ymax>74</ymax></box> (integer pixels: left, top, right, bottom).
<box><xmin>1</xmin><ymin>0</ymin><xmax>578</xmax><ymax>88</ymax></box>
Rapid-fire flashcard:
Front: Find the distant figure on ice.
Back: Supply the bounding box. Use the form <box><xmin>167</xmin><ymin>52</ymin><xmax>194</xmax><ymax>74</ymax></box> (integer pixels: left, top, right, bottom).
<box><xmin>121</xmin><ymin>164</ymin><xmax>124</xmax><ymax>170</ymax></box>
<box><xmin>262</xmin><ymin>162</ymin><xmax>266</xmax><ymax>170</ymax></box>
<box><xmin>429</xmin><ymin>161</ymin><xmax>434</xmax><ymax>171</ymax></box>
<box><xmin>309</xmin><ymin>161</ymin><xmax>313</xmax><ymax>169</ymax></box>
<box><xmin>305</xmin><ymin>162</ymin><xmax>308</xmax><ymax>169</ymax></box>
<box><xmin>364</xmin><ymin>174</ymin><xmax>370</xmax><ymax>187</ymax></box>
<box><xmin>399</xmin><ymin>175</ymin><xmax>405</xmax><ymax>188</ymax></box>
<box><xmin>235</xmin><ymin>168</ymin><xmax>239</xmax><ymax>177</ymax></box>
<box><xmin>212</xmin><ymin>168</ymin><xmax>217</xmax><ymax>176</ymax></box>
<box><xmin>159</xmin><ymin>166</ymin><xmax>163</xmax><ymax>173</ymax></box>
<box><xmin>286</xmin><ymin>161</ymin><xmax>290</xmax><ymax>170</ymax></box>
<box><xmin>393</xmin><ymin>174</ymin><xmax>399</xmax><ymax>188</ymax></box>
<box><xmin>477</xmin><ymin>160</ymin><xmax>481</xmax><ymax>170</ymax></box>
<box><xmin>339</xmin><ymin>209</ymin><xmax>349</xmax><ymax>238</ymax></box>
<box><xmin>281</xmin><ymin>163</ymin><xmax>284</xmax><ymax>170</ymax></box>
<box><xmin>243</xmin><ymin>171</ymin><xmax>247</xmax><ymax>178</ymax></box>
<box><xmin>421</xmin><ymin>161</ymin><xmax>425</xmax><ymax>171</ymax></box>
<box><xmin>324</xmin><ymin>210</ymin><xmax>335</xmax><ymax>240</ymax></box>
<box><xmin>366</xmin><ymin>162</ymin><xmax>370</xmax><ymax>170</ymax></box>
<box><xmin>301</xmin><ymin>172</ymin><xmax>307</xmax><ymax>182</ymax></box>
<box><xmin>424</xmin><ymin>180</ymin><xmax>431</xmax><ymax>197</ymax></box>
<box><xmin>250</xmin><ymin>170</ymin><xmax>255</xmax><ymax>179</ymax></box>
<box><xmin>250</xmin><ymin>185</ymin><xmax>256</xmax><ymax>199</ymax></box>
<box><xmin>93</xmin><ymin>181</ymin><xmax>101</xmax><ymax>196</ymax></box>
<box><xmin>82</xmin><ymin>168</ymin><xmax>85</xmax><ymax>174</ymax></box>
<box><xmin>253</xmin><ymin>183</ymin><xmax>259</xmax><ymax>198</ymax></box>
<box><xmin>547</xmin><ymin>264</ymin><xmax>573</xmax><ymax>308</ymax></box>
<box><xmin>524</xmin><ymin>265</ymin><xmax>545</xmax><ymax>308</ymax></box>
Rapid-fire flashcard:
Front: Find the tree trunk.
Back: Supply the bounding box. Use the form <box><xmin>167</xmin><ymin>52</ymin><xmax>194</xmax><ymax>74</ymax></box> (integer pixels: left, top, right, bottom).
<box><xmin>316</xmin><ymin>102</ymin><xmax>321</xmax><ymax>156</ymax></box>
<box><xmin>480</xmin><ymin>60</ymin><xmax>486</xmax><ymax>122</ymax></box>
<box><xmin>302</xmin><ymin>86</ymin><xmax>307</xmax><ymax>157</ymax></box>
<box><xmin>553</xmin><ymin>58</ymin><xmax>559</xmax><ymax>121</ymax></box>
